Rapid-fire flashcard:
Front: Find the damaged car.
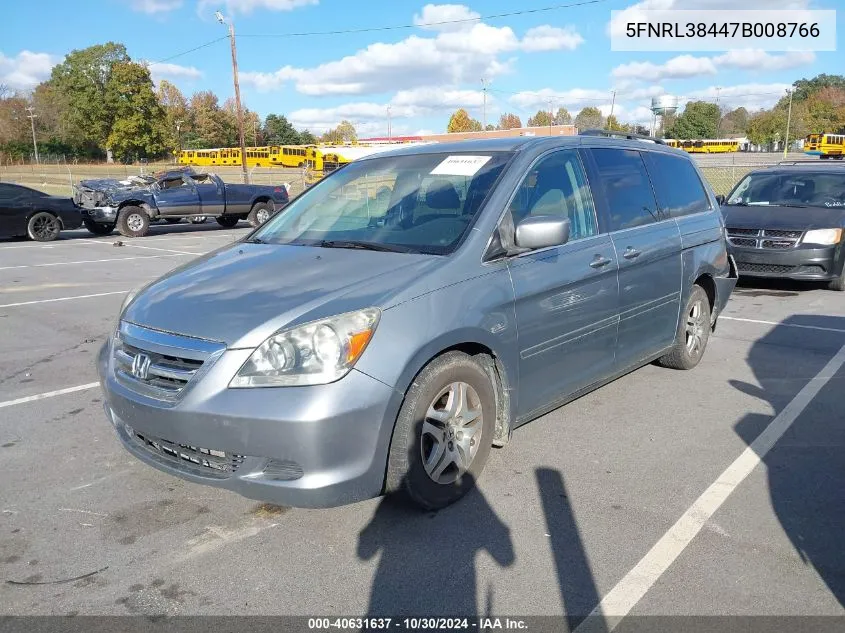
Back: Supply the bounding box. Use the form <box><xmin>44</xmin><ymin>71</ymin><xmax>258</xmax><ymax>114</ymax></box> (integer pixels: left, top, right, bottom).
<box><xmin>73</xmin><ymin>170</ymin><xmax>290</xmax><ymax>237</ymax></box>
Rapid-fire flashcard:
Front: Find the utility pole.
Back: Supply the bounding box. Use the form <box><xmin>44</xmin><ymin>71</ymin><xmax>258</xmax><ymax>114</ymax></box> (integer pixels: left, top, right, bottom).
<box><xmin>25</xmin><ymin>106</ymin><xmax>39</xmax><ymax>164</ymax></box>
<box><xmin>216</xmin><ymin>11</ymin><xmax>249</xmax><ymax>184</ymax></box>
<box><xmin>783</xmin><ymin>88</ymin><xmax>794</xmax><ymax>159</ymax></box>
<box><xmin>386</xmin><ymin>105</ymin><xmax>392</xmax><ymax>142</ymax></box>
<box><xmin>481</xmin><ymin>78</ymin><xmax>488</xmax><ymax>130</ymax></box>
<box><xmin>608</xmin><ymin>90</ymin><xmax>616</xmax><ymax>128</ymax></box>
<box><xmin>715</xmin><ymin>86</ymin><xmax>721</xmax><ymax>138</ymax></box>
<box><xmin>175</xmin><ymin>120</ymin><xmax>183</xmax><ymax>156</ymax></box>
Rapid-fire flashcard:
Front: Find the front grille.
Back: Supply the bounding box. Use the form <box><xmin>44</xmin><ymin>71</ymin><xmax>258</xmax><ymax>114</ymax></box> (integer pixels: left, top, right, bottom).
<box><xmin>126</xmin><ymin>425</ymin><xmax>243</xmax><ymax>478</ymax></box>
<box><xmin>736</xmin><ymin>262</ymin><xmax>796</xmax><ymax>274</ymax></box>
<box><xmin>727</xmin><ymin>228</ymin><xmax>803</xmax><ymax>250</ymax></box>
<box><xmin>113</xmin><ymin>321</ymin><xmax>224</xmax><ymax>403</ymax></box>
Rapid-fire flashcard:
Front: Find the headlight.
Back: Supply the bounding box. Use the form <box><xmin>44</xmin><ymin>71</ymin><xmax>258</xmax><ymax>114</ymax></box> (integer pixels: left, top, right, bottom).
<box><xmin>803</xmin><ymin>228</ymin><xmax>843</xmax><ymax>246</ymax></box>
<box><xmin>230</xmin><ymin>308</ymin><xmax>380</xmax><ymax>388</ymax></box>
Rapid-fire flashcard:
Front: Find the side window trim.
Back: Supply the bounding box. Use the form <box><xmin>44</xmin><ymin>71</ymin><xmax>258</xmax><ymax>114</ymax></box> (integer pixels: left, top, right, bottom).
<box><xmin>484</xmin><ymin>147</ymin><xmax>600</xmax><ymax>262</ymax></box>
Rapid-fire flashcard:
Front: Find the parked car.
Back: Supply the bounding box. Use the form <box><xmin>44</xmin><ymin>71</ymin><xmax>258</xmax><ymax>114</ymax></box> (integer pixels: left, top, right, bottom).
<box><xmin>75</xmin><ymin>171</ymin><xmax>289</xmax><ymax>237</ymax></box>
<box><xmin>0</xmin><ymin>182</ymin><xmax>82</xmax><ymax>242</ymax></box>
<box><xmin>720</xmin><ymin>161</ymin><xmax>845</xmax><ymax>291</ymax></box>
<box><xmin>98</xmin><ymin>135</ymin><xmax>737</xmax><ymax>510</ymax></box>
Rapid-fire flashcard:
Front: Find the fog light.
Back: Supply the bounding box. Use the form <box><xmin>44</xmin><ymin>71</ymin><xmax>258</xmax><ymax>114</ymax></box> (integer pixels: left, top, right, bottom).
<box><xmin>262</xmin><ymin>459</ymin><xmax>304</xmax><ymax>481</ymax></box>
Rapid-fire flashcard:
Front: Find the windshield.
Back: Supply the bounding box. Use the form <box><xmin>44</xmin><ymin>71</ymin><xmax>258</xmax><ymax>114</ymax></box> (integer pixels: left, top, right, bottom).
<box><xmin>726</xmin><ymin>172</ymin><xmax>845</xmax><ymax>208</ymax></box>
<box><xmin>252</xmin><ymin>151</ymin><xmax>512</xmax><ymax>255</ymax></box>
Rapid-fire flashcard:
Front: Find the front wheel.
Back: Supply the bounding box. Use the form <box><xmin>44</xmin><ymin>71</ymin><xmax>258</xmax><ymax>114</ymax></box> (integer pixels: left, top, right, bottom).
<box><xmin>116</xmin><ymin>206</ymin><xmax>150</xmax><ymax>238</ymax></box>
<box><xmin>83</xmin><ymin>219</ymin><xmax>115</xmax><ymax>235</ymax></box>
<box><xmin>385</xmin><ymin>351</ymin><xmax>496</xmax><ymax>510</ymax></box>
<box><xmin>27</xmin><ymin>212</ymin><xmax>61</xmax><ymax>242</ymax></box>
<box><xmin>216</xmin><ymin>215</ymin><xmax>240</xmax><ymax>228</ymax></box>
<box><xmin>657</xmin><ymin>285</ymin><xmax>712</xmax><ymax>370</ymax></box>
<box><xmin>829</xmin><ymin>268</ymin><xmax>845</xmax><ymax>292</ymax></box>
<box><xmin>247</xmin><ymin>202</ymin><xmax>273</xmax><ymax>227</ymax></box>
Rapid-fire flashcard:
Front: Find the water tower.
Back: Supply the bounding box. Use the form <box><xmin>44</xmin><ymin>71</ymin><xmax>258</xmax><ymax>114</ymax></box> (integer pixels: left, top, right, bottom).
<box><xmin>651</xmin><ymin>95</ymin><xmax>679</xmax><ymax>137</ymax></box>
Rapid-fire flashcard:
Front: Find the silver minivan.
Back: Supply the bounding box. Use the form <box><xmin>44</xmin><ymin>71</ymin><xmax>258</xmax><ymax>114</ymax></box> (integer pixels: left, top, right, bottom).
<box><xmin>99</xmin><ymin>135</ymin><xmax>738</xmax><ymax>509</ymax></box>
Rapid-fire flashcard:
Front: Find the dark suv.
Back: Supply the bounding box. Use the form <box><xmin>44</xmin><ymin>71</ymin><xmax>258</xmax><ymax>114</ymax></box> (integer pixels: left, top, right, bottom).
<box><xmin>99</xmin><ymin>132</ymin><xmax>738</xmax><ymax>510</ymax></box>
<box><xmin>721</xmin><ymin>161</ymin><xmax>845</xmax><ymax>291</ymax></box>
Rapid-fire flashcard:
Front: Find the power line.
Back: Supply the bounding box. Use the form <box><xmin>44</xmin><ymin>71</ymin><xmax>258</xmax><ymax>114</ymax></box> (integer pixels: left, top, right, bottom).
<box><xmin>149</xmin><ymin>36</ymin><xmax>230</xmax><ymax>65</ymax></box>
<box><xmin>238</xmin><ymin>0</ymin><xmax>610</xmax><ymax>38</ymax></box>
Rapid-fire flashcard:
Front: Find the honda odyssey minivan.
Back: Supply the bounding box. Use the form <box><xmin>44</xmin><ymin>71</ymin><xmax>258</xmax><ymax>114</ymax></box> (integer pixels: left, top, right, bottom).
<box><xmin>99</xmin><ymin>134</ymin><xmax>738</xmax><ymax>509</ymax></box>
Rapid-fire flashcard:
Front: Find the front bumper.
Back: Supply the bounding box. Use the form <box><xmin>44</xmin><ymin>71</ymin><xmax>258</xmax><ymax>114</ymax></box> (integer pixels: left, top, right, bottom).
<box><xmin>98</xmin><ymin>341</ymin><xmax>403</xmax><ymax>508</ymax></box>
<box><xmin>730</xmin><ymin>244</ymin><xmax>842</xmax><ymax>280</ymax></box>
<box><xmin>81</xmin><ymin>206</ymin><xmax>118</xmax><ymax>223</ymax></box>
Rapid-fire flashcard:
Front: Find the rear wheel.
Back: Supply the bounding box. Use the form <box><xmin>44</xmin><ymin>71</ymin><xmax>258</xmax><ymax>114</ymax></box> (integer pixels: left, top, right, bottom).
<box><xmin>385</xmin><ymin>351</ymin><xmax>496</xmax><ymax>510</ymax></box>
<box><xmin>27</xmin><ymin>212</ymin><xmax>61</xmax><ymax>242</ymax></box>
<box><xmin>247</xmin><ymin>202</ymin><xmax>273</xmax><ymax>227</ymax></box>
<box><xmin>216</xmin><ymin>215</ymin><xmax>240</xmax><ymax>228</ymax></box>
<box><xmin>116</xmin><ymin>206</ymin><xmax>150</xmax><ymax>238</ymax></box>
<box><xmin>83</xmin><ymin>219</ymin><xmax>115</xmax><ymax>236</ymax></box>
<box><xmin>657</xmin><ymin>285</ymin><xmax>711</xmax><ymax>370</ymax></box>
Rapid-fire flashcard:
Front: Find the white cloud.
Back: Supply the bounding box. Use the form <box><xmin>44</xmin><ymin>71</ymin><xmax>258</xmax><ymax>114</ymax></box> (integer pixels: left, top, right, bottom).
<box><xmin>199</xmin><ymin>0</ymin><xmax>317</xmax><ymax>16</ymax></box>
<box><xmin>241</xmin><ymin>7</ymin><xmax>582</xmax><ymax>96</ymax></box>
<box><xmin>0</xmin><ymin>50</ymin><xmax>58</xmax><ymax>91</ymax></box>
<box><xmin>130</xmin><ymin>0</ymin><xmax>182</xmax><ymax>13</ymax></box>
<box><xmin>613</xmin><ymin>55</ymin><xmax>717</xmax><ymax>82</ymax></box>
<box><xmin>413</xmin><ymin>4</ymin><xmax>480</xmax><ymax>32</ymax></box>
<box><xmin>608</xmin><ymin>0</ymin><xmax>812</xmax><ymax>38</ymax></box>
<box><xmin>147</xmin><ymin>62</ymin><xmax>203</xmax><ymax>83</ymax></box>
<box><xmin>683</xmin><ymin>83</ymin><xmax>791</xmax><ymax>111</ymax></box>
<box><xmin>521</xmin><ymin>25</ymin><xmax>584</xmax><ymax>52</ymax></box>
<box><xmin>713</xmin><ymin>49</ymin><xmax>815</xmax><ymax>71</ymax></box>
<box><xmin>509</xmin><ymin>88</ymin><xmax>617</xmax><ymax>111</ymax></box>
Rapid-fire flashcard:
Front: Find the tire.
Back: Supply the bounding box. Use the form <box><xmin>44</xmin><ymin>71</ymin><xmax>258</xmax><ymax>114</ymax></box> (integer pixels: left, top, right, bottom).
<box><xmin>27</xmin><ymin>211</ymin><xmax>61</xmax><ymax>242</ymax></box>
<box><xmin>247</xmin><ymin>202</ymin><xmax>273</xmax><ymax>228</ymax></box>
<box><xmin>829</xmin><ymin>268</ymin><xmax>845</xmax><ymax>292</ymax></box>
<box><xmin>165</xmin><ymin>218</ymin><xmax>182</xmax><ymax>224</ymax></box>
<box><xmin>657</xmin><ymin>285</ymin><xmax>712</xmax><ymax>370</ymax></box>
<box><xmin>83</xmin><ymin>219</ymin><xmax>115</xmax><ymax>236</ymax></box>
<box><xmin>216</xmin><ymin>215</ymin><xmax>240</xmax><ymax>228</ymax></box>
<box><xmin>385</xmin><ymin>351</ymin><xmax>496</xmax><ymax>510</ymax></box>
<box><xmin>116</xmin><ymin>205</ymin><xmax>150</xmax><ymax>238</ymax></box>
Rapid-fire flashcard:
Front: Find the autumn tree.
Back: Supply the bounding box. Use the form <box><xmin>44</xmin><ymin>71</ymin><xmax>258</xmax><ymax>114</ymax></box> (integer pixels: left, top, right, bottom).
<box><xmin>187</xmin><ymin>91</ymin><xmax>228</xmax><ymax>148</ymax></box>
<box><xmin>447</xmin><ymin>108</ymin><xmax>482</xmax><ymax>133</ymax></box>
<box><xmin>574</xmin><ymin>106</ymin><xmax>604</xmax><ymax>131</ymax></box>
<box><xmin>719</xmin><ymin>107</ymin><xmax>749</xmax><ymax>137</ymax></box>
<box><xmin>498</xmin><ymin>113</ymin><xmax>522</xmax><ymax>129</ymax></box>
<box><xmin>527</xmin><ymin>110</ymin><xmax>552</xmax><ymax>127</ymax></box>
<box><xmin>553</xmin><ymin>107</ymin><xmax>572</xmax><ymax>125</ymax></box>
<box><xmin>321</xmin><ymin>120</ymin><xmax>358</xmax><ymax>143</ymax></box>
<box><xmin>156</xmin><ymin>80</ymin><xmax>190</xmax><ymax>155</ymax></box>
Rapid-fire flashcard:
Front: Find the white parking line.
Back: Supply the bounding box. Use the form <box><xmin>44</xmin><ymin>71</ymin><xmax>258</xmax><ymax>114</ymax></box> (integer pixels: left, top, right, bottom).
<box><xmin>0</xmin><ymin>254</ymin><xmax>186</xmax><ymax>271</ymax></box>
<box><xmin>720</xmin><ymin>316</ymin><xmax>845</xmax><ymax>335</ymax></box>
<box><xmin>117</xmin><ymin>243</ymin><xmax>201</xmax><ymax>256</ymax></box>
<box><xmin>0</xmin><ymin>291</ymin><xmax>127</xmax><ymax>308</ymax></box>
<box><xmin>574</xmin><ymin>342</ymin><xmax>845</xmax><ymax>632</ymax></box>
<box><xmin>0</xmin><ymin>382</ymin><xmax>100</xmax><ymax>410</ymax></box>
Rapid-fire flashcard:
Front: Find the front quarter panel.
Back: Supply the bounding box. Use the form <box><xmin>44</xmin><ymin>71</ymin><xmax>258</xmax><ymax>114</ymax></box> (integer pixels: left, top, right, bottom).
<box><xmin>354</xmin><ymin>262</ymin><xmax>519</xmax><ymax>422</ymax></box>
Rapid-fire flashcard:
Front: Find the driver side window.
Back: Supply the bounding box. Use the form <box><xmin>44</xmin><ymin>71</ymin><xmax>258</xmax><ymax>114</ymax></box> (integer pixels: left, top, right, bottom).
<box><xmin>509</xmin><ymin>150</ymin><xmax>597</xmax><ymax>241</ymax></box>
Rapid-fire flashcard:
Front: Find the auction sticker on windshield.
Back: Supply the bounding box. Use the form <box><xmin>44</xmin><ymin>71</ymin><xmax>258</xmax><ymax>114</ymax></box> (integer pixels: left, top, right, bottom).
<box><xmin>430</xmin><ymin>155</ymin><xmax>492</xmax><ymax>177</ymax></box>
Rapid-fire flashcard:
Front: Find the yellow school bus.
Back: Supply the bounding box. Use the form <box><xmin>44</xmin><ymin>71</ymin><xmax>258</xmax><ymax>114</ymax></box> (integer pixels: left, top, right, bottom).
<box><xmin>804</xmin><ymin>133</ymin><xmax>845</xmax><ymax>159</ymax></box>
<box><xmin>684</xmin><ymin>139</ymin><xmax>740</xmax><ymax>153</ymax></box>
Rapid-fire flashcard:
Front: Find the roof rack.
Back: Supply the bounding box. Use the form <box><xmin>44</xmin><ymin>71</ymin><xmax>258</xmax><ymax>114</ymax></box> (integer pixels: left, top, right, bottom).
<box><xmin>579</xmin><ymin>129</ymin><xmax>665</xmax><ymax>145</ymax></box>
<box><xmin>776</xmin><ymin>159</ymin><xmax>845</xmax><ymax>166</ymax></box>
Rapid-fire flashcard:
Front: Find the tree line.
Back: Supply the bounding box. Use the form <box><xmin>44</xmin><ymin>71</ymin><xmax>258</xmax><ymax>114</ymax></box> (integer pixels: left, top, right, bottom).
<box><xmin>446</xmin><ymin>106</ymin><xmax>648</xmax><ymax>136</ymax></box>
<box><xmin>0</xmin><ymin>42</ymin><xmax>360</xmax><ymax>163</ymax></box>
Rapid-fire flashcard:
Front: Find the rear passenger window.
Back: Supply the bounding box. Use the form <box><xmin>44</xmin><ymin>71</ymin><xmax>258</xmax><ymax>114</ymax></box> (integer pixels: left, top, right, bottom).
<box><xmin>509</xmin><ymin>150</ymin><xmax>597</xmax><ymax>241</ymax></box>
<box><xmin>643</xmin><ymin>152</ymin><xmax>710</xmax><ymax>218</ymax></box>
<box><xmin>591</xmin><ymin>148</ymin><xmax>659</xmax><ymax>231</ymax></box>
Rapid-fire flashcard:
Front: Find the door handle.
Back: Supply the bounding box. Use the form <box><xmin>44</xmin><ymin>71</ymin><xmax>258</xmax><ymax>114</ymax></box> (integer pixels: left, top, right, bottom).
<box><xmin>589</xmin><ymin>255</ymin><xmax>612</xmax><ymax>269</ymax></box>
<box><xmin>623</xmin><ymin>247</ymin><xmax>641</xmax><ymax>259</ymax></box>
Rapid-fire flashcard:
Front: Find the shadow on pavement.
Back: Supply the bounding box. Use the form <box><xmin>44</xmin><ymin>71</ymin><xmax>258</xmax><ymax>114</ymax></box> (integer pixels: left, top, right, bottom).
<box><xmin>732</xmin><ymin>314</ymin><xmax>845</xmax><ymax>609</ymax></box>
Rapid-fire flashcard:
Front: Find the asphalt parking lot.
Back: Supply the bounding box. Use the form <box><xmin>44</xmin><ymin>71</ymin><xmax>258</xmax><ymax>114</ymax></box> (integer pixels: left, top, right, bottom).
<box><xmin>1</xmin><ymin>224</ymin><xmax>843</xmax><ymax>627</ymax></box>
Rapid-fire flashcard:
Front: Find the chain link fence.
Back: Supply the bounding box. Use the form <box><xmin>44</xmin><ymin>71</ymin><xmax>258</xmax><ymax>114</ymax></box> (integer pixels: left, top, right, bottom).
<box><xmin>1</xmin><ymin>152</ymin><xmax>808</xmax><ymax>199</ymax></box>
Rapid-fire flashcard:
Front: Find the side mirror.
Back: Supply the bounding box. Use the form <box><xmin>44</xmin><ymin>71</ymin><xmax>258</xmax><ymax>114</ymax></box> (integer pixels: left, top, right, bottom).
<box><xmin>514</xmin><ymin>216</ymin><xmax>570</xmax><ymax>251</ymax></box>
<box><xmin>715</xmin><ymin>194</ymin><xmax>726</xmax><ymax>205</ymax></box>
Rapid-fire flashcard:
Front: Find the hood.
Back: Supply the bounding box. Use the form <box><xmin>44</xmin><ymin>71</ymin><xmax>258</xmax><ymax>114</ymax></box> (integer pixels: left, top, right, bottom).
<box><xmin>122</xmin><ymin>243</ymin><xmax>442</xmax><ymax>349</ymax></box>
<box><xmin>721</xmin><ymin>204</ymin><xmax>845</xmax><ymax>230</ymax></box>
<box><xmin>79</xmin><ymin>176</ymin><xmax>153</xmax><ymax>192</ymax></box>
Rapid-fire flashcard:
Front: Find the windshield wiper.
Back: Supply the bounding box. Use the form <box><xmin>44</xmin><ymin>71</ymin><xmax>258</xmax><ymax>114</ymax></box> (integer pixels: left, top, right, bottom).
<box><xmin>727</xmin><ymin>201</ymin><xmax>749</xmax><ymax>206</ymax></box>
<box><xmin>772</xmin><ymin>203</ymin><xmax>809</xmax><ymax>208</ymax></box>
<box><xmin>244</xmin><ymin>237</ymin><xmax>265</xmax><ymax>244</ymax></box>
<box><xmin>318</xmin><ymin>240</ymin><xmax>414</xmax><ymax>253</ymax></box>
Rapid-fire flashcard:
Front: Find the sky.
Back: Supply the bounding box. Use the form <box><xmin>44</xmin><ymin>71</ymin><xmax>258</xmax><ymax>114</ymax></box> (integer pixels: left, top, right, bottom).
<box><xmin>1</xmin><ymin>0</ymin><xmax>842</xmax><ymax>138</ymax></box>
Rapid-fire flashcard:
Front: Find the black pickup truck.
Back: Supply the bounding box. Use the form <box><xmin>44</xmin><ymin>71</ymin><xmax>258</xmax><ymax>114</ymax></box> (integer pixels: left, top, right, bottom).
<box><xmin>74</xmin><ymin>171</ymin><xmax>289</xmax><ymax>237</ymax></box>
